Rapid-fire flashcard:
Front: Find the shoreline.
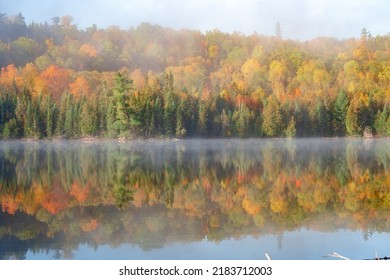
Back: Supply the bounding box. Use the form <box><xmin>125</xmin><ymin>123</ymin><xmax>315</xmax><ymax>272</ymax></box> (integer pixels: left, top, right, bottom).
<box><xmin>0</xmin><ymin>135</ymin><xmax>388</xmax><ymax>142</ymax></box>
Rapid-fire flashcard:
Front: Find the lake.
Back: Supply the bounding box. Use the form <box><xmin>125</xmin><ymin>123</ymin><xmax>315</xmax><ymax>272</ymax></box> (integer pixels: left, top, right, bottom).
<box><xmin>0</xmin><ymin>138</ymin><xmax>390</xmax><ymax>260</ymax></box>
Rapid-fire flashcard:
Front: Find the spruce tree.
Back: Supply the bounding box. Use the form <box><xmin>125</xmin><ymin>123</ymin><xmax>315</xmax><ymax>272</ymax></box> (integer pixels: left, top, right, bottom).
<box><xmin>197</xmin><ymin>102</ymin><xmax>208</xmax><ymax>136</ymax></box>
<box><xmin>314</xmin><ymin>100</ymin><xmax>331</xmax><ymax>136</ymax></box>
<box><xmin>153</xmin><ymin>96</ymin><xmax>164</xmax><ymax>135</ymax></box>
<box><xmin>164</xmin><ymin>90</ymin><xmax>177</xmax><ymax>136</ymax></box>
<box><xmin>32</xmin><ymin>100</ymin><xmax>41</xmax><ymax>138</ymax></box>
<box><xmin>221</xmin><ymin>109</ymin><xmax>231</xmax><ymax>137</ymax></box>
<box><xmin>285</xmin><ymin>116</ymin><xmax>297</xmax><ymax>138</ymax></box>
<box><xmin>56</xmin><ymin>95</ymin><xmax>67</xmax><ymax>137</ymax></box>
<box><xmin>46</xmin><ymin>104</ymin><xmax>53</xmax><ymax>138</ymax></box>
<box><xmin>80</xmin><ymin>99</ymin><xmax>97</xmax><ymax>136</ymax></box>
<box><xmin>106</xmin><ymin>99</ymin><xmax>117</xmax><ymax>137</ymax></box>
<box><xmin>374</xmin><ymin>106</ymin><xmax>389</xmax><ymax>136</ymax></box>
<box><xmin>346</xmin><ymin>100</ymin><xmax>360</xmax><ymax>136</ymax></box>
<box><xmin>24</xmin><ymin>101</ymin><xmax>34</xmax><ymax>138</ymax></box>
<box><xmin>64</xmin><ymin>103</ymin><xmax>74</xmax><ymax>138</ymax></box>
<box><xmin>333</xmin><ymin>90</ymin><xmax>349</xmax><ymax>135</ymax></box>
<box><xmin>112</xmin><ymin>72</ymin><xmax>132</xmax><ymax>136</ymax></box>
<box><xmin>175</xmin><ymin>100</ymin><xmax>186</xmax><ymax>138</ymax></box>
<box><xmin>262</xmin><ymin>96</ymin><xmax>284</xmax><ymax>137</ymax></box>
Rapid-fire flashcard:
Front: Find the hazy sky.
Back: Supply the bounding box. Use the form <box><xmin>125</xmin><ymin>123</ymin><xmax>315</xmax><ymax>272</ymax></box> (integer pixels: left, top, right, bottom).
<box><xmin>2</xmin><ymin>0</ymin><xmax>389</xmax><ymax>40</ymax></box>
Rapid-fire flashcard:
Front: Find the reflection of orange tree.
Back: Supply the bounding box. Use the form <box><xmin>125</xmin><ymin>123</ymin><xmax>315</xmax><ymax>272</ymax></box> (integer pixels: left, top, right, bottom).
<box><xmin>1</xmin><ymin>140</ymin><xmax>390</xmax><ymax>257</ymax></box>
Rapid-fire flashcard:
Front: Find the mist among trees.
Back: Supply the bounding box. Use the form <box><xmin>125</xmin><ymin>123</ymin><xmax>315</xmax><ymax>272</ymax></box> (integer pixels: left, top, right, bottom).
<box><xmin>0</xmin><ymin>12</ymin><xmax>389</xmax><ymax>138</ymax></box>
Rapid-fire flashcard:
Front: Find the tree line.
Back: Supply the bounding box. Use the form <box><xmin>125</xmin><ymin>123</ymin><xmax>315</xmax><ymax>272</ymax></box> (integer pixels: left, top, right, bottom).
<box><xmin>0</xmin><ymin>12</ymin><xmax>389</xmax><ymax>138</ymax></box>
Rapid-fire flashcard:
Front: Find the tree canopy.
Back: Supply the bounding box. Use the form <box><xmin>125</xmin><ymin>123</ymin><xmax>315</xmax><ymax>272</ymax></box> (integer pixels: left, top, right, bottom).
<box><xmin>0</xmin><ymin>12</ymin><xmax>389</xmax><ymax>138</ymax></box>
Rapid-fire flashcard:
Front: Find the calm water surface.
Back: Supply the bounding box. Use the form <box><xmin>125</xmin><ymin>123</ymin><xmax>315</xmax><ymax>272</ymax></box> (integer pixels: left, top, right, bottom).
<box><xmin>1</xmin><ymin>138</ymin><xmax>390</xmax><ymax>259</ymax></box>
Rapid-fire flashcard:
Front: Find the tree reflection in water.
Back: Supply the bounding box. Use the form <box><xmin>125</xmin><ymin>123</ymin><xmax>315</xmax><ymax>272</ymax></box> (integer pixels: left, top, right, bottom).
<box><xmin>0</xmin><ymin>139</ymin><xmax>389</xmax><ymax>259</ymax></box>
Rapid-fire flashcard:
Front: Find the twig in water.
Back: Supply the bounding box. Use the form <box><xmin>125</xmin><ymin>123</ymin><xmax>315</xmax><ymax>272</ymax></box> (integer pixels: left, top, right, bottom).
<box><xmin>325</xmin><ymin>252</ymin><xmax>350</xmax><ymax>260</ymax></box>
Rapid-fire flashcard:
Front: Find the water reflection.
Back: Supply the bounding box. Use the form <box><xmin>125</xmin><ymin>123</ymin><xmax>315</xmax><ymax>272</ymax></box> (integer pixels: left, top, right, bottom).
<box><xmin>0</xmin><ymin>139</ymin><xmax>390</xmax><ymax>259</ymax></box>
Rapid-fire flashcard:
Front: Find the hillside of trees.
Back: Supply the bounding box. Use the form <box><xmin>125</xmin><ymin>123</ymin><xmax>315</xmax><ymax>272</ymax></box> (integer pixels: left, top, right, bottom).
<box><xmin>0</xmin><ymin>12</ymin><xmax>389</xmax><ymax>139</ymax></box>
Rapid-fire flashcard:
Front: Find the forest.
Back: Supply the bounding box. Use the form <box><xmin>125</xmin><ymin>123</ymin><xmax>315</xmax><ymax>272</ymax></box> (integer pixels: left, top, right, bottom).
<box><xmin>0</xmin><ymin>12</ymin><xmax>390</xmax><ymax>139</ymax></box>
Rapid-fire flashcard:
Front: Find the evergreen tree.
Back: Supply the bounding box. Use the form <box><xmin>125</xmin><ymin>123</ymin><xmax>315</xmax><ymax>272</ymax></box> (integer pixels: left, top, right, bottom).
<box><xmin>80</xmin><ymin>99</ymin><xmax>97</xmax><ymax>136</ymax></box>
<box><xmin>64</xmin><ymin>103</ymin><xmax>74</xmax><ymax>138</ymax></box>
<box><xmin>275</xmin><ymin>22</ymin><xmax>282</xmax><ymax>39</ymax></box>
<box><xmin>153</xmin><ymin>96</ymin><xmax>164</xmax><ymax>135</ymax></box>
<box><xmin>163</xmin><ymin>89</ymin><xmax>177</xmax><ymax>136</ymax></box>
<box><xmin>56</xmin><ymin>94</ymin><xmax>67</xmax><ymax>137</ymax></box>
<box><xmin>2</xmin><ymin>118</ymin><xmax>20</xmax><ymax>139</ymax></box>
<box><xmin>46</xmin><ymin>103</ymin><xmax>53</xmax><ymax>138</ymax></box>
<box><xmin>112</xmin><ymin>72</ymin><xmax>132</xmax><ymax>136</ymax></box>
<box><xmin>15</xmin><ymin>95</ymin><xmax>27</xmax><ymax>134</ymax></box>
<box><xmin>197</xmin><ymin>102</ymin><xmax>208</xmax><ymax>136</ymax></box>
<box><xmin>128</xmin><ymin>94</ymin><xmax>145</xmax><ymax>135</ymax></box>
<box><xmin>285</xmin><ymin>116</ymin><xmax>297</xmax><ymax>138</ymax></box>
<box><xmin>32</xmin><ymin>100</ymin><xmax>41</xmax><ymax>138</ymax></box>
<box><xmin>314</xmin><ymin>100</ymin><xmax>331</xmax><ymax>136</ymax></box>
<box><xmin>144</xmin><ymin>101</ymin><xmax>154</xmax><ymax>136</ymax></box>
<box><xmin>72</xmin><ymin>101</ymin><xmax>81</xmax><ymax>137</ymax></box>
<box><xmin>97</xmin><ymin>82</ymin><xmax>110</xmax><ymax>134</ymax></box>
<box><xmin>106</xmin><ymin>98</ymin><xmax>117</xmax><ymax>137</ymax></box>
<box><xmin>24</xmin><ymin>101</ymin><xmax>35</xmax><ymax>138</ymax></box>
<box><xmin>42</xmin><ymin>95</ymin><xmax>56</xmax><ymax>138</ymax></box>
<box><xmin>345</xmin><ymin>97</ymin><xmax>370</xmax><ymax>136</ymax></box>
<box><xmin>175</xmin><ymin>99</ymin><xmax>186</xmax><ymax>138</ymax></box>
<box><xmin>374</xmin><ymin>106</ymin><xmax>389</xmax><ymax>136</ymax></box>
<box><xmin>233</xmin><ymin>104</ymin><xmax>253</xmax><ymax>137</ymax></box>
<box><xmin>333</xmin><ymin>90</ymin><xmax>349</xmax><ymax>135</ymax></box>
<box><xmin>221</xmin><ymin>109</ymin><xmax>231</xmax><ymax>137</ymax></box>
<box><xmin>346</xmin><ymin>99</ymin><xmax>361</xmax><ymax>136</ymax></box>
<box><xmin>262</xmin><ymin>96</ymin><xmax>284</xmax><ymax>137</ymax></box>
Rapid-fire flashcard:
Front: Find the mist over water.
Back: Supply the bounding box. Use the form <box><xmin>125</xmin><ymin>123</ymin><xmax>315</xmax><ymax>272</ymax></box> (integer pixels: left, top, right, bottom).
<box><xmin>0</xmin><ymin>138</ymin><xmax>390</xmax><ymax>259</ymax></box>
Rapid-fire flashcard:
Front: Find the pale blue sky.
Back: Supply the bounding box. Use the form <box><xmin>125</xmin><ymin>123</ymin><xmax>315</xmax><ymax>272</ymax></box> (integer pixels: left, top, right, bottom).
<box><xmin>1</xmin><ymin>0</ymin><xmax>389</xmax><ymax>40</ymax></box>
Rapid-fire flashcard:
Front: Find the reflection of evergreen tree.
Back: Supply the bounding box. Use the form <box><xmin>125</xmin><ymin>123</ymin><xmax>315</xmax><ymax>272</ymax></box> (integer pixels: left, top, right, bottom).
<box><xmin>0</xmin><ymin>139</ymin><xmax>390</xmax><ymax>258</ymax></box>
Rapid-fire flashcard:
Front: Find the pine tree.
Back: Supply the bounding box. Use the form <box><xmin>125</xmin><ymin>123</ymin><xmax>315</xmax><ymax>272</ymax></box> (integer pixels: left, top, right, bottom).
<box><xmin>233</xmin><ymin>104</ymin><xmax>253</xmax><ymax>137</ymax></box>
<box><xmin>262</xmin><ymin>96</ymin><xmax>284</xmax><ymax>137</ymax></box>
<box><xmin>72</xmin><ymin>101</ymin><xmax>81</xmax><ymax>137</ymax></box>
<box><xmin>61</xmin><ymin>94</ymin><xmax>78</xmax><ymax>138</ymax></box>
<box><xmin>32</xmin><ymin>100</ymin><xmax>41</xmax><ymax>138</ymax></box>
<box><xmin>346</xmin><ymin>100</ymin><xmax>360</xmax><ymax>136</ymax></box>
<box><xmin>314</xmin><ymin>100</ymin><xmax>331</xmax><ymax>136</ymax></box>
<box><xmin>175</xmin><ymin>99</ymin><xmax>186</xmax><ymax>138</ymax></box>
<box><xmin>112</xmin><ymin>72</ymin><xmax>132</xmax><ymax>136</ymax></box>
<box><xmin>164</xmin><ymin>90</ymin><xmax>177</xmax><ymax>136</ymax></box>
<box><xmin>333</xmin><ymin>90</ymin><xmax>349</xmax><ymax>135</ymax></box>
<box><xmin>46</xmin><ymin>104</ymin><xmax>53</xmax><ymax>138</ymax></box>
<box><xmin>15</xmin><ymin>95</ymin><xmax>27</xmax><ymax>133</ymax></box>
<box><xmin>143</xmin><ymin>101</ymin><xmax>152</xmax><ymax>136</ymax></box>
<box><xmin>374</xmin><ymin>106</ymin><xmax>389</xmax><ymax>136</ymax></box>
<box><xmin>2</xmin><ymin>118</ymin><xmax>20</xmax><ymax>139</ymax></box>
<box><xmin>221</xmin><ymin>109</ymin><xmax>231</xmax><ymax>137</ymax></box>
<box><xmin>64</xmin><ymin>103</ymin><xmax>74</xmax><ymax>138</ymax></box>
<box><xmin>80</xmin><ymin>99</ymin><xmax>97</xmax><ymax>136</ymax></box>
<box><xmin>24</xmin><ymin>101</ymin><xmax>32</xmax><ymax>137</ymax></box>
<box><xmin>285</xmin><ymin>116</ymin><xmax>297</xmax><ymax>138</ymax></box>
<box><xmin>42</xmin><ymin>95</ymin><xmax>56</xmax><ymax>138</ymax></box>
<box><xmin>153</xmin><ymin>96</ymin><xmax>164</xmax><ymax>135</ymax></box>
<box><xmin>106</xmin><ymin>99</ymin><xmax>117</xmax><ymax>137</ymax></box>
<box><xmin>56</xmin><ymin>94</ymin><xmax>68</xmax><ymax>137</ymax></box>
<box><xmin>197</xmin><ymin>102</ymin><xmax>208</xmax><ymax>136</ymax></box>
<box><xmin>97</xmin><ymin>82</ymin><xmax>110</xmax><ymax>134</ymax></box>
<box><xmin>275</xmin><ymin>22</ymin><xmax>282</xmax><ymax>39</ymax></box>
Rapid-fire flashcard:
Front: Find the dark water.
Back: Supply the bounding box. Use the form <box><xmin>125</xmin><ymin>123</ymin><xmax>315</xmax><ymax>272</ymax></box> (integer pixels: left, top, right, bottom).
<box><xmin>0</xmin><ymin>138</ymin><xmax>390</xmax><ymax>260</ymax></box>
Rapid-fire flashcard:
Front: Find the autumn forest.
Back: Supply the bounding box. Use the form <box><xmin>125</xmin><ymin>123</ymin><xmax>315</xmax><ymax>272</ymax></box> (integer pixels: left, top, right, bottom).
<box><xmin>1</xmin><ymin>13</ymin><xmax>389</xmax><ymax>139</ymax></box>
